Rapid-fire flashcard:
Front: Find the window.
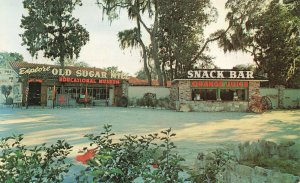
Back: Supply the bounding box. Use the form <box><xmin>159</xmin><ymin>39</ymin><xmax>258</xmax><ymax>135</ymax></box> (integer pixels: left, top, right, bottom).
<box><xmin>236</xmin><ymin>89</ymin><xmax>246</xmax><ymax>100</ymax></box>
<box><xmin>220</xmin><ymin>89</ymin><xmax>234</xmax><ymax>101</ymax></box>
<box><xmin>192</xmin><ymin>88</ymin><xmax>247</xmax><ymax>101</ymax></box>
<box><xmin>220</xmin><ymin>89</ymin><xmax>247</xmax><ymax>101</ymax></box>
<box><xmin>56</xmin><ymin>87</ymin><xmax>61</xmax><ymax>94</ymax></box>
<box><xmin>99</xmin><ymin>88</ymin><xmax>109</xmax><ymax>100</ymax></box>
<box><xmin>53</xmin><ymin>86</ymin><xmax>110</xmax><ymax>100</ymax></box>
<box><xmin>192</xmin><ymin>89</ymin><xmax>217</xmax><ymax>101</ymax></box>
<box><xmin>92</xmin><ymin>88</ymin><xmax>109</xmax><ymax>100</ymax></box>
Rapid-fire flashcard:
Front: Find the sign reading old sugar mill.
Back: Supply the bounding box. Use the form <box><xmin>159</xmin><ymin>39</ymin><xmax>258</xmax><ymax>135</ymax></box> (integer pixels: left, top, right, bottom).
<box><xmin>18</xmin><ymin>66</ymin><xmax>128</xmax><ymax>79</ymax></box>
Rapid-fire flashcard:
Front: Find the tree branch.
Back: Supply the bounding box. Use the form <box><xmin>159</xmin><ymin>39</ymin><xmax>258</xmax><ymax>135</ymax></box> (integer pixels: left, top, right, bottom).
<box><xmin>137</xmin><ymin>13</ymin><xmax>151</xmax><ymax>34</ymax></box>
<box><xmin>191</xmin><ymin>22</ymin><xmax>232</xmax><ymax>63</ymax></box>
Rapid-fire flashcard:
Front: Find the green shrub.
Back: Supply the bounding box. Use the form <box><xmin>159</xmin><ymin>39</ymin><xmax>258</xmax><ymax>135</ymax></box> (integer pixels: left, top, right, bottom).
<box><xmin>136</xmin><ymin>98</ymin><xmax>144</xmax><ymax>106</ymax></box>
<box><xmin>128</xmin><ymin>97</ymin><xmax>136</xmax><ymax>106</ymax></box>
<box><xmin>191</xmin><ymin>149</ymin><xmax>232</xmax><ymax>183</ymax></box>
<box><xmin>143</xmin><ymin>93</ymin><xmax>157</xmax><ymax>107</ymax></box>
<box><xmin>0</xmin><ymin>134</ymin><xmax>73</xmax><ymax>183</ymax></box>
<box><xmin>135</xmin><ymin>95</ymin><xmax>171</xmax><ymax>109</ymax></box>
<box><xmin>76</xmin><ymin>125</ymin><xmax>185</xmax><ymax>183</ymax></box>
<box><xmin>157</xmin><ymin>97</ymin><xmax>171</xmax><ymax>109</ymax></box>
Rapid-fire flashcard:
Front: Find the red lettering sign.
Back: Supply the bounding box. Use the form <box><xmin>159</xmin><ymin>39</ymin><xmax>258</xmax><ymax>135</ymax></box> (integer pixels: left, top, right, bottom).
<box><xmin>191</xmin><ymin>80</ymin><xmax>249</xmax><ymax>88</ymax></box>
<box><xmin>99</xmin><ymin>79</ymin><xmax>120</xmax><ymax>85</ymax></box>
<box><xmin>58</xmin><ymin>77</ymin><xmax>120</xmax><ymax>85</ymax></box>
<box><xmin>191</xmin><ymin>81</ymin><xmax>222</xmax><ymax>87</ymax></box>
<box><xmin>29</xmin><ymin>79</ymin><xmax>43</xmax><ymax>83</ymax></box>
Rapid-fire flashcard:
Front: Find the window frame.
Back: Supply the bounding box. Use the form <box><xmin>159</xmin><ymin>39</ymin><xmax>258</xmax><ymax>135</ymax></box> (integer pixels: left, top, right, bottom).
<box><xmin>190</xmin><ymin>80</ymin><xmax>249</xmax><ymax>102</ymax></box>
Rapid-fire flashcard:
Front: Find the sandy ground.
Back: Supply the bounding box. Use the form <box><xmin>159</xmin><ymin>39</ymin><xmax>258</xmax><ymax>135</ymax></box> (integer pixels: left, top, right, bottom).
<box><xmin>0</xmin><ymin>106</ymin><xmax>299</xmax><ymax>181</ymax></box>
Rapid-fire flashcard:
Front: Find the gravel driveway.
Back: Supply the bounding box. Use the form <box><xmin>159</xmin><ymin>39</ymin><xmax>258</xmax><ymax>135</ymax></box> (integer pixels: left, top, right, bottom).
<box><xmin>1</xmin><ymin>106</ymin><xmax>299</xmax><ymax>182</ymax></box>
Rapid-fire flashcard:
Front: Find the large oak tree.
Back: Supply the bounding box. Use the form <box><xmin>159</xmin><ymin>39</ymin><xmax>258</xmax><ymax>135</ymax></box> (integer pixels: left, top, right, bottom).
<box><xmin>97</xmin><ymin>0</ymin><xmax>218</xmax><ymax>86</ymax></box>
<box><xmin>218</xmin><ymin>0</ymin><xmax>300</xmax><ymax>87</ymax></box>
<box><xmin>158</xmin><ymin>0</ymin><xmax>217</xmax><ymax>82</ymax></box>
<box><xmin>97</xmin><ymin>0</ymin><xmax>163</xmax><ymax>85</ymax></box>
<box><xmin>20</xmin><ymin>0</ymin><xmax>90</xmax><ymax>68</ymax></box>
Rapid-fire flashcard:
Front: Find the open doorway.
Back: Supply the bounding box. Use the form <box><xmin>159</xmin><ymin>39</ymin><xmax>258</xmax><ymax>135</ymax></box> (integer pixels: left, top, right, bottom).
<box><xmin>28</xmin><ymin>82</ymin><xmax>41</xmax><ymax>105</ymax></box>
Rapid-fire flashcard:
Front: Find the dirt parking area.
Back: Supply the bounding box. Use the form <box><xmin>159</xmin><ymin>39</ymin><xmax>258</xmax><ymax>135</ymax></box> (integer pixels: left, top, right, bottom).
<box><xmin>0</xmin><ymin>107</ymin><xmax>299</xmax><ymax>181</ymax></box>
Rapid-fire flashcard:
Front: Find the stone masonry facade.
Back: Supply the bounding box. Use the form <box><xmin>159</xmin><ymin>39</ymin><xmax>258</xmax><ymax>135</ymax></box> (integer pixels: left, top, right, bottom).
<box><xmin>171</xmin><ymin>80</ymin><xmax>261</xmax><ymax>112</ymax></box>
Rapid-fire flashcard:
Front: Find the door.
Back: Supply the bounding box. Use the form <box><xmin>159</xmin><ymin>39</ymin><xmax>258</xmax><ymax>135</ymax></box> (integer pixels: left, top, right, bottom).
<box><xmin>28</xmin><ymin>82</ymin><xmax>41</xmax><ymax>105</ymax></box>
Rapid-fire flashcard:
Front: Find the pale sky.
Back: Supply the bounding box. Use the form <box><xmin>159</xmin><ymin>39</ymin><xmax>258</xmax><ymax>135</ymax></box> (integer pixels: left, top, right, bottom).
<box><xmin>0</xmin><ymin>0</ymin><xmax>252</xmax><ymax>75</ymax></box>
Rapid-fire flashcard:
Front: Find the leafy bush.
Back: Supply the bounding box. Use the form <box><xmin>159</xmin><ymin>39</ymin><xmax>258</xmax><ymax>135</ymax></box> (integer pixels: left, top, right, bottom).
<box><xmin>135</xmin><ymin>95</ymin><xmax>171</xmax><ymax>109</ymax></box>
<box><xmin>128</xmin><ymin>97</ymin><xmax>136</xmax><ymax>106</ymax></box>
<box><xmin>157</xmin><ymin>97</ymin><xmax>171</xmax><ymax>109</ymax></box>
<box><xmin>142</xmin><ymin>93</ymin><xmax>157</xmax><ymax>107</ymax></box>
<box><xmin>136</xmin><ymin>98</ymin><xmax>144</xmax><ymax>106</ymax></box>
<box><xmin>6</xmin><ymin>97</ymin><xmax>13</xmax><ymax>105</ymax></box>
<box><xmin>191</xmin><ymin>149</ymin><xmax>232</xmax><ymax>183</ymax></box>
<box><xmin>0</xmin><ymin>134</ymin><xmax>73</xmax><ymax>183</ymax></box>
<box><xmin>76</xmin><ymin>125</ymin><xmax>185</xmax><ymax>183</ymax></box>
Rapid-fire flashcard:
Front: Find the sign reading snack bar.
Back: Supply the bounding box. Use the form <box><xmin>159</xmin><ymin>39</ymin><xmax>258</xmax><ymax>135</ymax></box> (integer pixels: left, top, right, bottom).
<box><xmin>187</xmin><ymin>70</ymin><xmax>254</xmax><ymax>79</ymax></box>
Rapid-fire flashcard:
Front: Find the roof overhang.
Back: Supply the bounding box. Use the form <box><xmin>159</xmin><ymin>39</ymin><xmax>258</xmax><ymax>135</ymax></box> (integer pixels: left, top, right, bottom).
<box><xmin>173</xmin><ymin>79</ymin><xmax>269</xmax><ymax>82</ymax></box>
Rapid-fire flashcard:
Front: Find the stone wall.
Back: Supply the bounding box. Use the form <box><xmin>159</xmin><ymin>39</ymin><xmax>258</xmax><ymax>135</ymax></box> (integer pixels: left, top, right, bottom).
<box><xmin>195</xmin><ymin>140</ymin><xmax>300</xmax><ymax>183</ymax></box>
<box><xmin>222</xmin><ymin>140</ymin><xmax>300</xmax><ymax>183</ymax></box>
<box><xmin>177</xmin><ymin>101</ymin><xmax>249</xmax><ymax>112</ymax></box>
<box><xmin>223</xmin><ymin>162</ymin><xmax>299</xmax><ymax>183</ymax></box>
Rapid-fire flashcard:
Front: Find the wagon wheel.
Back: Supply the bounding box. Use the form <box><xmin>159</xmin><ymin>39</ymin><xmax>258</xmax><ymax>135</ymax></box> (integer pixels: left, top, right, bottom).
<box><xmin>249</xmin><ymin>96</ymin><xmax>265</xmax><ymax>114</ymax></box>
<box><xmin>261</xmin><ymin>96</ymin><xmax>272</xmax><ymax>110</ymax></box>
<box><xmin>119</xmin><ymin>96</ymin><xmax>128</xmax><ymax>107</ymax></box>
<box><xmin>249</xmin><ymin>103</ymin><xmax>264</xmax><ymax>114</ymax></box>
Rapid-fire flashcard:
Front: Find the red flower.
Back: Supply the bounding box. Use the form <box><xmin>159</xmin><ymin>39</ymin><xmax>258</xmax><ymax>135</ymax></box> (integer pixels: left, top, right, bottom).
<box><xmin>152</xmin><ymin>164</ymin><xmax>159</xmax><ymax>168</ymax></box>
<box><xmin>75</xmin><ymin>148</ymin><xmax>97</xmax><ymax>164</ymax></box>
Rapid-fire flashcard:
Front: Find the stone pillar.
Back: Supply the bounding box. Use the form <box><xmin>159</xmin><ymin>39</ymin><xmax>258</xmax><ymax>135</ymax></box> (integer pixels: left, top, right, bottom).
<box><xmin>178</xmin><ymin>80</ymin><xmax>192</xmax><ymax>102</ymax></box>
<box><xmin>249</xmin><ymin>81</ymin><xmax>260</xmax><ymax>97</ymax></box>
<box><xmin>121</xmin><ymin>80</ymin><xmax>129</xmax><ymax>97</ymax></box>
<box><xmin>169</xmin><ymin>81</ymin><xmax>178</xmax><ymax>109</ymax></box>
<box><xmin>248</xmin><ymin>81</ymin><xmax>260</xmax><ymax>106</ymax></box>
<box><xmin>40</xmin><ymin>84</ymin><xmax>47</xmax><ymax>107</ymax></box>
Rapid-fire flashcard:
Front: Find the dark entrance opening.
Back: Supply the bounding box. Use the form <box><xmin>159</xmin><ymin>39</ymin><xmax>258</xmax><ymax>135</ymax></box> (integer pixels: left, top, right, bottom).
<box><xmin>28</xmin><ymin>82</ymin><xmax>41</xmax><ymax>105</ymax></box>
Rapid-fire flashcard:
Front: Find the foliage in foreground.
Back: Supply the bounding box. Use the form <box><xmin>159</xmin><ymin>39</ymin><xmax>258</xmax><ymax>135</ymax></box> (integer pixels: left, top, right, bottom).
<box><xmin>0</xmin><ymin>127</ymin><xmax>233</xmax><ymax>183</ymax></box>
<box><xmin>0</xmin><ymin>134</ymin><xmax>73</xmax><ymax>183</ymax></box>
<box><xmin>191</xmin><ymin>149</ymin><xmax>233</xmax><ymax>183</ymax></box>
<box><xmin>76</xmin><ymin>125</ymin><xmax>185</xmax><ymax>183</ymax></box>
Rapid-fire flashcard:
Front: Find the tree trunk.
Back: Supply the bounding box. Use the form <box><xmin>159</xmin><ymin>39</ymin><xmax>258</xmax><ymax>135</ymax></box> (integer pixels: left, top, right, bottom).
<box><xmin>151</xmin><ymin>35</ymin><xmax>163</xmax><ymax>86</ymax></box>
<box><xmin>162</xmin><ymin>60</ymin><xmax>167</xmax><ymax>86</ymax></box>
<box><xmin>150</xmin><ymin>0</ymin><xmax>163</xmax><ymax>86</ymax></box>
<box><xmin>168</xmin><ymin>46</ymin><xmax>174</xmax><ymax>81</ymax></box>
<box><xmin>135</xmin><ymin>5</ymin><xmax>152</xmax><ymax>86</ymax></box>
<box><xmin>174</xmin><ymin>58</ymin><xmax>179</xmax><ymax>79</ymax></box>
<box><xmin>141</xmin><ymin>44</ymin><xmax>152</xmax><ymax>85</ymax></box>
